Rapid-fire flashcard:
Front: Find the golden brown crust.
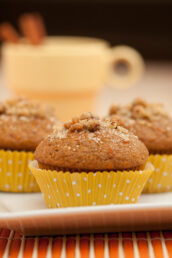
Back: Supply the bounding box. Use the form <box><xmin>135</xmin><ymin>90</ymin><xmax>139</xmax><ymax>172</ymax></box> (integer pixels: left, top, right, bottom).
<box><xmin>0</xmin><ymin>98</ymin><xmax>57</xmax><ymax>151</ymax></box>
<box><xmin>109</xmin><ymin>98</ymin><xmax>172</xmax><ymax>154</ymax></box>
<box><xmin>124</xmin><ymin>119</ymin><xmax>172</xmax><ymax>154</ymax></box>
<box><xmin>35</xmin><ymin>113</ymin><xmax>149</xmax><ymax>171</ymax></box>
<box><xmin>38</xmin><ymin>162</ymin><xmax>144</xmax><ymax>172</ymax></box>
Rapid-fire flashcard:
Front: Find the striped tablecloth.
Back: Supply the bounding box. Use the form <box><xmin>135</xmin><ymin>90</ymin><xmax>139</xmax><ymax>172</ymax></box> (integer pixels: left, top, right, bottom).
<box><xmin>0</xmin><ymin>230</ymin><xmax>172</xmax><ymax>257</ymax></box>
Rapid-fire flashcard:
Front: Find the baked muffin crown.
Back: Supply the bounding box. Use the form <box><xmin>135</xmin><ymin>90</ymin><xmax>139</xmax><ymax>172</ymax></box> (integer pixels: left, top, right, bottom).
<box><xmin>109</xmin><ymin>98</ymin><xmax>169</xmax><ymax>122</ymax></box>
<box><xmin>0</xmin><ymin>97</ymin><xmax>57</xmax><ymax>151</ymax></box>
<box><xmin>0</xmin><ymin>97</ymin><xmax>54</xmax><ymax>120</ymax></box>
<box><xmin>49</xmin><ymin>112</ymin><xmax>133</xmax><ymax>143</ymax></box>
<box><xmin>35</xmin><ymin>112</ymin><xmax>149</xmax><ymax>171</ymax></box>
<box><xmin>109</xmin><ymin>98</ymin><xmax>172</xmax><ymax>154</ymax></box>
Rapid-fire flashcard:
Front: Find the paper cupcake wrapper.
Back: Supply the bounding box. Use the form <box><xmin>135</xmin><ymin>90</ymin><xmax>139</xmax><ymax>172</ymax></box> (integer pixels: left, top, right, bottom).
<box><xmin>143</xmin><ymin>154</ymin><xmax>172</xmax><ymax>193</ymax></box>
<box><xmin>30</xmin><ymin>161</ymin><xmax>153</xmax><ymax>208</ymax></box>
<box><xmin>0</xmin><ymin>150</ymin><xmax>40</xmax><ymax>192</ymax></box>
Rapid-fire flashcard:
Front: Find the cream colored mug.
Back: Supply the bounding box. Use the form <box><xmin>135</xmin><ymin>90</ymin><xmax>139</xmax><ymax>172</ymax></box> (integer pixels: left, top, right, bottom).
<box><xmin>2</xmin><ymin>36</ymin><xmax>144</xmax><ymax>120</ymax></box>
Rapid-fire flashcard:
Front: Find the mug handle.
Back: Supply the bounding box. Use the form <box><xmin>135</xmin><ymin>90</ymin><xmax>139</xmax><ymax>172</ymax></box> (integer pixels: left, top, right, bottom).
<box><xmin>108</xmin><ymin>45</ymin><xmax>145</xmax><ymax>89</ymax></box>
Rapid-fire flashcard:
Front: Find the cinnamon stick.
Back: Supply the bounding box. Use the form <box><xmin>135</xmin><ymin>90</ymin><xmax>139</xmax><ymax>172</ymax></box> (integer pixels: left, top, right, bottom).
<box><xmin>19</xmin><ymin>13</ymin><xmax>46</xmax><ymax>45</ymax></box>
<box><xmin>0</xmin><ymin>23</ymin><xmax>19</xmax><ymax>43</ymax></box>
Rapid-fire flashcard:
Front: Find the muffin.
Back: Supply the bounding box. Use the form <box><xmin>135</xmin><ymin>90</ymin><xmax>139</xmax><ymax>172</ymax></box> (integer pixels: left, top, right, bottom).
<box><xmin>30</xmin><ymin>112</ymin><xmax>152</xmax><ymax>208</ymax></box>
<box><xmin>109</xmin><ymin>98</ymin><xmax>172</xmax><ymax>193</ymax></box>
<box><xmin>0</xmin><ymin>97</ymin><xmax>57</xmax><ymax>192</ymax></box>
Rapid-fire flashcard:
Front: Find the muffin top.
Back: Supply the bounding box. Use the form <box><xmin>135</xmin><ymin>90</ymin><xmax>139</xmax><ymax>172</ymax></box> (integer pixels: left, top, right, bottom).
<box><xmin>0</xmin><ymin>97</ymin><xmax>57</xmax><ymax>151</ymax></box>
<box><xmin>109</xmin><ymin>98</ymin><xmax>172</xmax><ymax>154</ymax></box>
<box><xmin>35</xmin><ymin>112</ymin><xmax>148</xmax><ymax>171</ymax></box>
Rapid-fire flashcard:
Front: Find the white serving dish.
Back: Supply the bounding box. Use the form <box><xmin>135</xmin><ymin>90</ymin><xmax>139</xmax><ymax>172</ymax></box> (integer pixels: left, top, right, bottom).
<box><xmin>0</xmin><ymin>192</ymin><xmax>172</xmax><ymax>236</ymax></box>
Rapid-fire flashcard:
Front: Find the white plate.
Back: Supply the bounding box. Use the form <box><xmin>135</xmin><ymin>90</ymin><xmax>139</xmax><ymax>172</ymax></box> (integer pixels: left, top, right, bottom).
<box><xmin>0</xmin><ymin>192</ymin><xmax>172</xmax><ymax>236</ymax></box>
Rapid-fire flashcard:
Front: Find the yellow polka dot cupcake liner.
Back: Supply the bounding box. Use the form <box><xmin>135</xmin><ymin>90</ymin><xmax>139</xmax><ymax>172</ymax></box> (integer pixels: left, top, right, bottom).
<box><xmin>30</xmin><ymin>161</ymin><xmax>153</xmax><ymax>208</ymax></box>
<box><xmin>0</xmin><ymin>150</ymin><xmax>40</xmax><ymax>192</ymax></box>
<box><xmin>143</xmin><ymin>154</ymin><xmax>172</xmax><ymax>193</ymax></box>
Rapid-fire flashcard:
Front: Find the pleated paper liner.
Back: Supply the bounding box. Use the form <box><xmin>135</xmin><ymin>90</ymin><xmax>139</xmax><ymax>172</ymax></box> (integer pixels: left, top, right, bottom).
<box><xmin>30</xmin><ymin>161</ymin><xmax>153</xmax><ymax>208</ymax></box>
<box><xmin>143</xmin><ymin>154</ymin><xmax>172</xmax><ymax>193</ymax></box>
<box><xmin>0</xmin><ymin>150</ymin><xmax>40</xmax><ymax>192</ymax></box>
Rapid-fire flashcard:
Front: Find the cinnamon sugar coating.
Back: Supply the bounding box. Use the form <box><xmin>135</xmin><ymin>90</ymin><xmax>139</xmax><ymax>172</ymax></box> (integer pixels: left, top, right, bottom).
<box><xmin>109</xmin><ymin>98</ymin><xmax>172</xmax><ymax>154</ymax></box>
<box><xmin>0</xmin><ymin>98</ymin><xmax>57</xmax><ymax>151</ymax></box>
<box><xmin>35</xmin><ymin>112</ymin><xmax>148</xmax><ymax>171</ymax></box>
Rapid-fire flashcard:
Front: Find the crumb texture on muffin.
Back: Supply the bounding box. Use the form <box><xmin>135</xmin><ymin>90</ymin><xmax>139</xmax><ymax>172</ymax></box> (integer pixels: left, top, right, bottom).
<box><xmin>109</xmin><ymin>98</ymin><xmax>172</xmax><ymax>154</ymax></box>
<box><xmin>35</xmin><ymin>112</ymin><xmax>148</xmax><ymax>171</ymax></box>
<box><xmin>0</xmin><ymin>98</ymin><xmax>57</xmax><ymax>151</ymax></box>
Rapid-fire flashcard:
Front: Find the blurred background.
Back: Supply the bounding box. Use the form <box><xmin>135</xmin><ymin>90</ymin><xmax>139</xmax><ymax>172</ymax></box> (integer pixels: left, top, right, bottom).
<box><xmin>0</xmin><ymin>0</ymin><xmax>172</xmax><ymax>119</ymax></box>
<box><xmin>1</xmin><ymin>0</ymin><xmax>172</xmax><ymax>59</ymax></box>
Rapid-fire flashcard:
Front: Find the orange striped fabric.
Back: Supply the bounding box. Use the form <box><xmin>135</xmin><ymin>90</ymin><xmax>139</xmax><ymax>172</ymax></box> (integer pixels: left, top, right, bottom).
<box><xmin>0</xmin><ymin>229</ymin><xmax>172</xmax><ymax>257</ymax></box>
<box><xmin>137</xmin><ymin>232</ymin><xmax>149</xmax><ymax>258</ymax></box>
<box><xmin>164</xmin><ymin>232</ymin><xmax>172</xmax><ymax>258</ymax></box>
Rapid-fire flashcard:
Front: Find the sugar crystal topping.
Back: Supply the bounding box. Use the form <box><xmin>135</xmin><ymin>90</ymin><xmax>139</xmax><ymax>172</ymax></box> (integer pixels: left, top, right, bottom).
<box><xmin>49</xmin><ymin>112</ymin><xmax>136</xmax><ymax>143</ymax></box>
<box><xmin>109</xmin><ymin>98</ymin><xmax>169</xmax><ymax>121</ymax></box>
<box><xmin>0</xmin><ymin>97</ymin><xmax>55</xmax><ymax>120</ymax></box>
